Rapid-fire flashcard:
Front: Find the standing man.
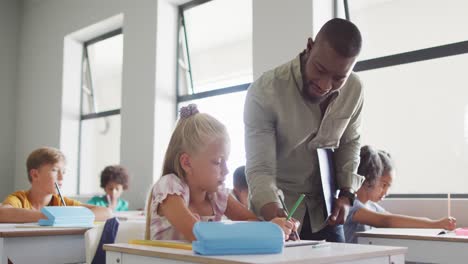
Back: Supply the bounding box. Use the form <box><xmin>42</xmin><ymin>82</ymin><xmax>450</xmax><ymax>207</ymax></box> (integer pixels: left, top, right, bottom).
<box><xmin>244</xmin><ymin>18</ymin><xmax>364</xmax><ymax>242</ymax></box>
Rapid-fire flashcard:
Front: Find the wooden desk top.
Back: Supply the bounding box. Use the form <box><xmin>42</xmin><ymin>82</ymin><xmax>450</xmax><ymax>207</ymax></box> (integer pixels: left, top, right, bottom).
<box><xmin>357</xmin><ymin>228</ymin><xmax>468</xmax><ymax>243</ymax></box>
<box><xmin>0</xmin><ymin>224</ymin><xmax>90</xmax><ymax>238</ymax></box>
<box><xmin>104</xmin><ymin>242</ymin><xmax>407</xmax><ymax>264</ymax></box>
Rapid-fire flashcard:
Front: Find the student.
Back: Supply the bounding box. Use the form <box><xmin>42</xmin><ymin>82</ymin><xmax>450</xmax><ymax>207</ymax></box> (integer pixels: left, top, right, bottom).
<box><xmin>87</xmin><ymin>165</ymin><xmax>130</xmax><ymax>211</ymax></box>
<box><xmin>145</xmin><ymin>104</ymin><xmax>296</xmax><ymax>241</ymax></box>
<box><xmin>0</xmin><ymin>147</ymin><xmax>112</xmax><ymax>222</ymax></box>
<box><xmin>232</xmin><ymin>166</ymin><xmax>248</xmax><ymax>207</ymax></box>
<box><xmin>344</xmin><ymin>146</ymin><xmax>456</xmax><ymax>243</ymax></box>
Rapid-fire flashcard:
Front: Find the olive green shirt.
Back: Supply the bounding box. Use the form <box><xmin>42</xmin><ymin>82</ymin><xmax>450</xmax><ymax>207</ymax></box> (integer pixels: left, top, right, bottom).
<box><xmin>244</xmin><ymin>54</ymin><xmax>365</xmax><ymax>232</ymax></box>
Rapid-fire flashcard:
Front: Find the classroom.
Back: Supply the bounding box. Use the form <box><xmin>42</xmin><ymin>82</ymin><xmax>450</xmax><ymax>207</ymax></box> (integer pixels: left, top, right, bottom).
<box><xmin>1</xmin><ymin>0</ymin><xmax>468</xmax><ymax>263</ymax></box>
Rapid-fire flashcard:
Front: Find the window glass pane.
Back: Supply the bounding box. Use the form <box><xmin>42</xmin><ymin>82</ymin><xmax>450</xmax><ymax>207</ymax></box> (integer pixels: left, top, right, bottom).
<box><xmin>179</xmin><ymin>0</ymin><xmax>252</xmax><ymax>95</ymax></box>
<box><xmin>82</xmin><ymin>34</ymin><xmax>123</xmax><ymax>114</ymax></box>
<box><xmin>79</xmin><ymin>115</ymin><xmax>121</xmax><ymax>194</ymax></box>
<box><xmin>359</xmin><ymin>54</ymin><xmax>468</xmax><ymax>194</ymax></box>
<box><xmin>349</xmin><ymin>0</ymin><xmax>468</xmax><ymax>60</ymax></box>
<box><xmin>177</xmin><ymin>91</ymin><xmax>247</xmax><ymax>189</ymax></box>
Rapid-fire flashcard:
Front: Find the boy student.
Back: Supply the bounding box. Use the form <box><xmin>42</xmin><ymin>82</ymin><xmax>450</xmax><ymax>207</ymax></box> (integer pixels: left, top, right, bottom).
<box><xmin>0</xmin><ymin>147</ymin><xmax>112</xmax><ymax>222</ymax></box>
<box><xmin>87</xmin><ymin>165</ymin><xmax>130</xmax><ymax>211</ymax></box>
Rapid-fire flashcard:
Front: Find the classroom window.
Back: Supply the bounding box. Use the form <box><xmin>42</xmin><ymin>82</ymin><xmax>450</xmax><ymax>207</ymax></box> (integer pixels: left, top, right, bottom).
<box><xmin>358</xmin><ymin>54</ymin><xmax>468</xmax><ymax>194</ymax></box>
<box><xmin>79</xmin><ymin>30</ymin><xmax>123</xmax><ymax>195</ymax></box>
<box><xmin>177</xmin><ymin>0</ymin><xmax>252</xmax><ymax>95</ymax></box>
<box><xmin>341</xmin><ymin>0</ymin><xmax>468</xmax><ymax>195</ymax></box>
<box><xmin>177</xmin><ymin>0</ymin><xmax>252</xmax><ymax>189</ymax></box>
<box><xmin>346</xmin><ymin>0</ymin><xmax>468</xmax><ymax>60</ymax></box>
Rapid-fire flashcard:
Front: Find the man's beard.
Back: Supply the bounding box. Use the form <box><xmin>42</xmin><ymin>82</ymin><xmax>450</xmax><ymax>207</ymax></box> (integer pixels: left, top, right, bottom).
<box><xmin>300</xmin><ymin>53</ymin><xmax>329</xmax><ymax>104</ymax></box>
<box><xmin>301</xmin><ymin>82</ymin><xmax>329</xmax><ymax>104</ymax></box>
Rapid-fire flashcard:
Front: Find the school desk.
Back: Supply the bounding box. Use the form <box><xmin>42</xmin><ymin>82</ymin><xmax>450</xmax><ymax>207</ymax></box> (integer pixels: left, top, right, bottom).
<box><xmin>0</xmin><ymin>223</ymin><xmax>90</xmax><ymax>264</ymax></box>
<box><xmin>357</xmin><ymin>228</ymin><xmax>468</xmax><ymax>263</ymax></box>
<box><xmin>104</xmin><ymin>242</ymin><xmax>406</xmax><ymax>264</ymax></box>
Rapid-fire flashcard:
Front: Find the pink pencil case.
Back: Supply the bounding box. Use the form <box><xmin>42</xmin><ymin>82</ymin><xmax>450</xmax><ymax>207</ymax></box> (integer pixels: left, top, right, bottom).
<box><xmin>455</xmin><ymin>228</ymin><xmax>468</xmax><ymax>236</ymax></box>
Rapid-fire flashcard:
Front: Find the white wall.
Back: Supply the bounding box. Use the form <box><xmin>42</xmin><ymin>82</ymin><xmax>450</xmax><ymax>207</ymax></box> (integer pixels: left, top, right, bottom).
<box><xmin>153</xmin><ymin>0</ymin><xmax>178</xmax><ymax>182</ymax></box>
<box><xmin>0</xmin><ymin>0</ymin><xmax>19</xmax><ymax>199</ymax></box>
<box><xmin>15</xmin><ymin>0</ymin><xmax>177</xmax><ymax>209</ymax></box>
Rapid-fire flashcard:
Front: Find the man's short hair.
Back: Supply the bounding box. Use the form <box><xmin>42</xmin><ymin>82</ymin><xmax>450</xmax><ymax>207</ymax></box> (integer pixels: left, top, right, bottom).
<box><xmin>317</xmin><ymin>18</ymin><xmax>362</xmax><ymax>58</ymax></box>
<box><xmin>233</xmin><ymin>166</ymin><xmax>248</xmax><ymax>190</ymax></box>
<box><xmin>100</xmin><ymin>165</ymin><xmax>130</xmax><ymax>190</ymax></box>
<box><xmin>26</xmin><ymin>147</ymin><xmax>66</xmax><ymax>182</ymax></box>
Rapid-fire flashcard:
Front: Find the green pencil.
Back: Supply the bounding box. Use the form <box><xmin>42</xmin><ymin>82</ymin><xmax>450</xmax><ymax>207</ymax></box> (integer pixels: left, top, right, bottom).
<box><xmin>287</xmin><ymin>194</ymin><xmax>305</xmax><ymax>220</ymax></box>
<box><xmin>278</xmin><ymin>193</ymin><xmax>301</xmax><ymax>240</ymax></box>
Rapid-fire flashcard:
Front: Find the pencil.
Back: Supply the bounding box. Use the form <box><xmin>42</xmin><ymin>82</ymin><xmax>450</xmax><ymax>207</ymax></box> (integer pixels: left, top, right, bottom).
<box><xmin>287</xmin><ymin>194</ymin><xmax>305</xmax><ymax>221</ymax></box>
<box><xmin>129</xmin><ymin>239</ymin><xmax>192</xmax><ymax>250</ymax></box>
<box><xmin>311</xmin><ymin>242</ymin><xmax>331</xmax><ymax>249</ymax></box>
<box><xmin>278</xmin><ymin>193</ymin><xmax>301</xmax><ymax>240</ymax></box>
<box><xmin>54</xmin><ymin>181</ymin><xmax>66</xmax><ymax>206</ymax></box>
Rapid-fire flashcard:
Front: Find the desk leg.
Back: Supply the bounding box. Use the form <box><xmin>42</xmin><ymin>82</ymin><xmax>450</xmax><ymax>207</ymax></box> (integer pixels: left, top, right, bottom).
<box><xmin>0</xmin><ymin>238</ymin><xmax>6</xmax><ymax>264</ymax></box>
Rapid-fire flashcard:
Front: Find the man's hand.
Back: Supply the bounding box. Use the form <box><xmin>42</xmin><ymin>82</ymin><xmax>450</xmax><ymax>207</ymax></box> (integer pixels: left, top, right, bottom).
<box><xmin>328</xmin><ymin>196</ymin><xmax>350</xmax><ymax>226</ymax></box>
<box><xmin>260</xmin><ymin>202</ymin><xmax>287</xmax><ymax>221</ymax></box>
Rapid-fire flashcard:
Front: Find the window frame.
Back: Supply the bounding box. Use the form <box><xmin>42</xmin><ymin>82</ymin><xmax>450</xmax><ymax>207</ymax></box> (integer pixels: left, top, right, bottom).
<box><xmin>77</xmin><ymin>28</ymin><xmax>123</xmax><ymax>195</ymax></box>
<box><xmin>175</xmin><ymin>0</ymin><xmax>251</xmax><ymax>106</ymax></box>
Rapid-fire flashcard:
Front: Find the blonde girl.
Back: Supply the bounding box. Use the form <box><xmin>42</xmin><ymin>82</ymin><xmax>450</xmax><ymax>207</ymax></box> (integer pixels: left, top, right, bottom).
<box><xmin>145</xmin><ymin>104</ymin><xmax>295</xmax><ymax>241</ymax></box>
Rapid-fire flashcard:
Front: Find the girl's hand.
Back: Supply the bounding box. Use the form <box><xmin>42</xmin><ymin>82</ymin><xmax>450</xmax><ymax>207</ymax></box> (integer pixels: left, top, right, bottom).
<box><xmin>437</xmin><ymin>217</ymin><xmax>456</xmax><ymax>231</ymax></box>
<box><xmin>287</xmin><ymin>218</ymin><xmax>300</xmax><ymax>241</ymax></box>
<box><xmin>271</xmin><ymin>217</ymin><xmax>295</xmax><ymax>239</ymax></box>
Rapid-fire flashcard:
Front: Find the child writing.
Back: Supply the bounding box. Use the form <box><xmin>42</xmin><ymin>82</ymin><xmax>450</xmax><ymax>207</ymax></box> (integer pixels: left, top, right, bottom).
<box><xmin>344</xmin><ymin>145</ymin><xmax>456</xmax><ymax>243</ymax></box>
<box><xmin>87</xmin><ymin>165</ymin><xmax>130</xmax><ymax>211</ymax></box>
<box><xmin>145</xmin><ymin>104</ymin><xmax>296</xmax><ymax>241</ymax></box>
<box><xmin>0</xmin><ymin>147</ymin><xmax>112</xmax><ymax>222</ymax></box>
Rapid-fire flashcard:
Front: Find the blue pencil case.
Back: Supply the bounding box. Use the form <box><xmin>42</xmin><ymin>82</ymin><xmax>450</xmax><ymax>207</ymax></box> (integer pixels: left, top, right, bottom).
<box><xmin>192</xmin><ymin>221</ymin><xmax>284</xmax><ymax>255</ymax></box>
<box><xmin>38</xmin><ymin>206</ymin><xmax>95</xmax><ymax>227</ymax></box>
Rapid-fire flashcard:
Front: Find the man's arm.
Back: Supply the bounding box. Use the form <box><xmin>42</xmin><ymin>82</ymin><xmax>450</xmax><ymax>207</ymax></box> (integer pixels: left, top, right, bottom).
<box><xmin>244</xmin><ymin>88</ymin><xmax>284</xmax><ymax>220</ymax></box>
<box><xmin>329</xmin><ymin>83</ymin><xmax>365</xmax><ymax>225</ymax></box>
